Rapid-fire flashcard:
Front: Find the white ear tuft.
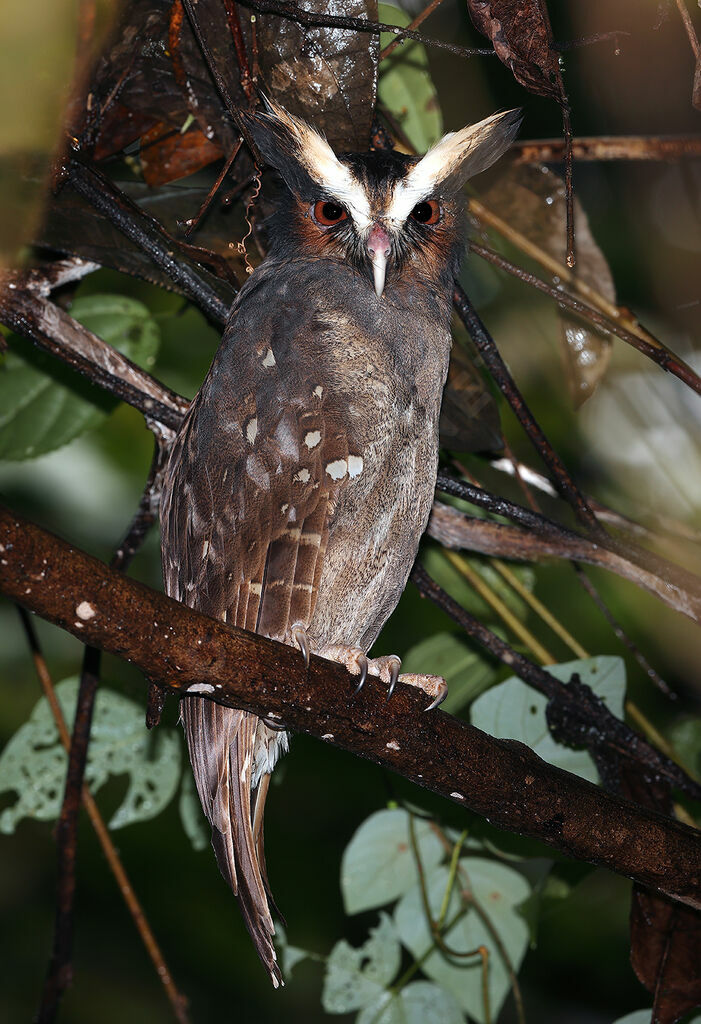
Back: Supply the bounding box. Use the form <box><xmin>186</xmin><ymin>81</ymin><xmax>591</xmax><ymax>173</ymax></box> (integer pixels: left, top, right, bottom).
<box><xmin>251</xmin><ymin>99</ymin><xmax>372</xmax><ymax>230</ymax></box>
<box><xmin>388</xmin><ymin>109</ymin><xmax>521</xmax><ymax>223</ymax></box>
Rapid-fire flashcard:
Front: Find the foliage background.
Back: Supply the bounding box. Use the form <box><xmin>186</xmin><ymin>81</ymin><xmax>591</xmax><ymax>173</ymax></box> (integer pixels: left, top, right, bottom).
<box><xmin>1</xmin><ymin>1</ymin><xmax>701</xmax><ymax>1022</ymax></box>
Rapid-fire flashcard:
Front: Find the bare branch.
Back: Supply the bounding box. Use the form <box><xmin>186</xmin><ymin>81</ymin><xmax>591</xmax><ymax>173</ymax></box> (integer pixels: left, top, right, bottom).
<box><xmin>512</xmin><ymin>134</ymin><xmax>701</xmax><ymax>163</ymax></box>
<box><xmin>2</xmin><ymin>504</ymin><xmax>701</xmax><ymax>910</ymax></box>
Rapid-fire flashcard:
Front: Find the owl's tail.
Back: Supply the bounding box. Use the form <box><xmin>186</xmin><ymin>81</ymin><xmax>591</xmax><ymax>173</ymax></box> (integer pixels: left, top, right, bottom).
<box><xmin>182</xmin><ymin>697</ymin><xmax>284</xmax><ymax>987</ymax></box>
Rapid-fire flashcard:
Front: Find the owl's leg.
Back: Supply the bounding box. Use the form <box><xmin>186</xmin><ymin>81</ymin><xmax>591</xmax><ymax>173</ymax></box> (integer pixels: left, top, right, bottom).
<box><xmin>320</xmin><ymin>646</ymin><xmax>447</xmax><ymax>711</ymax></box>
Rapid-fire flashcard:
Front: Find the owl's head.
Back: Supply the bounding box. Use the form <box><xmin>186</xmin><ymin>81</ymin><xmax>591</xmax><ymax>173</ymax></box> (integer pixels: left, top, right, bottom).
<box><xmin>246</xmin><ymin>99</ymin><xmax>520</xmax><ymax>298</ymax></box>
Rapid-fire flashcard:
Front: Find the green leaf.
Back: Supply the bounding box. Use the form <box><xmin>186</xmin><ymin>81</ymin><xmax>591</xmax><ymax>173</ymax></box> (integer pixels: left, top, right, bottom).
<box><xmin>402</xmin><ymin>633</ymin><xmax>496</xmax><ymax>714</ymax></box>
<box><xmin>471</xmin><ymin>656</ymin><xmax>626</xmax><ymax>784</ymax></box>
<box><xmin>274</xmin><ymin>921</ymin><xmax>313</xmax><ymax>980</ymax></box>
<box><xmin>357</xmin><ymin>982</ymin><xmax>465</xmax><ymax>1024</ymax></box>
<box><xmin>667</xmin><ymin>717</ymin><xmax>701</xmax><ymax>776</ymax></box>
<box><xmin>322</xmin><ymin>913</ymin><xmax>401</xmax><ymax>1013</ymax></box>
<box><xmin>0</xmin><ymin>677</ymin><xmax>180</xmax><ymax>833</ymax></box>
<box><xmin>178</xmin><ymin>769</ymin><xmax>209</xmax><ymax>851</ymax></box>
<box><xmin>341</xmin><ymin>808</ymin><xmax>445</xmax><ymax>914</ymax></box>
<box><xmin>0</xmin><ymin>293</ymin><xmax>160</xmax><ymax>460</ymax></box>
<box><xmin>377</xmin><ymin>4</ymin><xmax>442</xmax><ymax>153</ymax></box>
<box><xmin>394</xmin><ymin>858</ymin><xmax>530</xmax><ymax>1023</ymax></box>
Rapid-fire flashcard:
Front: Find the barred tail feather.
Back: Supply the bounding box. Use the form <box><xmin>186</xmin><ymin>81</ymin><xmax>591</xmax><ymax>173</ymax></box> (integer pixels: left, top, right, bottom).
<box><xmin>182</xmin><ymin>697</ymin><xmax>283</xmax><ymax>987</ymax></box>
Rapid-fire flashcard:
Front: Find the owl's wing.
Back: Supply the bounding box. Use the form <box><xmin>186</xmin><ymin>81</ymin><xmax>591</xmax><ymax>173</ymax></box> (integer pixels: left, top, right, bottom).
<box><xmin>161</xmin><ymin>281</ymin><xmax>352</xmax><ymax>984</ymax></box>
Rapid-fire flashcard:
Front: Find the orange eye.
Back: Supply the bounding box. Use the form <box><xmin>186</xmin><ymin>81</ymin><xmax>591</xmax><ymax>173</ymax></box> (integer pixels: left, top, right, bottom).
<box><xmin>312</xmin><ymin>200</ymin><xmax>348</xmax><ymax>226</ymax></box>
<box><xmin>410</xmin><ymin>200</ymin><xmax>441</xmax><ymax>225</ymax></box>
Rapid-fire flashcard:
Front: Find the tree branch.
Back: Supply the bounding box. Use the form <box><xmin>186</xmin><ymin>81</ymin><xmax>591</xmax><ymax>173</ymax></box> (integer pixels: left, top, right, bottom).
<box><xmin>2</xmin><ymin>504</ymin><xmax>700</xmax><ymax>910</ymax></box>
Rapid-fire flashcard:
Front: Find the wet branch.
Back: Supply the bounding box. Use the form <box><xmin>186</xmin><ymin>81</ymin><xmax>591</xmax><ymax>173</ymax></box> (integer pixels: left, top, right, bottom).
<box><xmin>2</xmin><ymin>503</ymin><xmax>700</xmax><ymax>910</ymax></box>
<box><xmin>512</xmin><ymin>134</ymin><xmax>701</xmax><ymax>163</ymax></box>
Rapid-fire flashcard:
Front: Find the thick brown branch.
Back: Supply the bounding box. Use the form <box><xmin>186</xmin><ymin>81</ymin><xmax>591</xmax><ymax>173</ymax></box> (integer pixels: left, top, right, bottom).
<box><xmin>0</xmin><ymin>268</ymin><xmax>188</xmax><ymax>432</ymax></box>
<box><xmin>2</xmin><ymin>504</ymin><xmax>700</xmax><ymax>910</ymax></box>
<box><xmin>428</xmin><ymin>500</ymin><xmax>701</xmax><ymax>625</ymax></box>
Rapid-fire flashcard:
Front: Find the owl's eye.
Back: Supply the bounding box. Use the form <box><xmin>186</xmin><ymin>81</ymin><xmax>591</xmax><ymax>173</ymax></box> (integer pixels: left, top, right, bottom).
<box><xmin>313</xmin><ymin>200</ymin><xmax>348</xmax><ymax>226</ymax></box>
<box><xmin>410</xmin><ymin>200</ymin><xmax>441</xmax><ymax>225</ymax></box>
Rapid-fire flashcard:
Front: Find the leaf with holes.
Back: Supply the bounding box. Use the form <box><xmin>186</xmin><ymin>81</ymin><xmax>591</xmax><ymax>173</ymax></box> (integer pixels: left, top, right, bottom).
<box><xmin>378</xmin><ymin>3</ymin><xmax>443</xmax><ymax>153</ymax></box>
<box><xmin>322</xmin><ymin>913</ymin><xmax>401</xmax><ymax>1013</ymax></box>
<box><xmin>471</xmin><ymin>656</ymin><xmax>626</xmax><ymax>783</ymax></box>
<box><xmin>394</xmin><ymin>858</ymin><xmax>530</xmax><ymax>1023</ymax></box>
<box><xmin>341</xmin><ymin>808</ymin><xmax>445</xmax><ymax>914</ymax></box>
<box><xmin>0</xmin><ymin>294</ymin><xmax>160</xmax><ymax>460</ymax></box>
<box><xmin>357</xmin><ymin>981</ymin><xmax>466</xmax><ymax>1024</ymax></box>
<box><xmin>0</xmin><ymin>677</ymin><xmax>180</xmax><ymax>833</ymax></box>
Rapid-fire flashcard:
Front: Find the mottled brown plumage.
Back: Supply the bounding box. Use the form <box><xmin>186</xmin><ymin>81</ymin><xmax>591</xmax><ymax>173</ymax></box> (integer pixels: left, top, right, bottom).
<box><xmin>160</xmin><ymin>100</ymin><xmax>519</xmax><ymax>984</ymax></box>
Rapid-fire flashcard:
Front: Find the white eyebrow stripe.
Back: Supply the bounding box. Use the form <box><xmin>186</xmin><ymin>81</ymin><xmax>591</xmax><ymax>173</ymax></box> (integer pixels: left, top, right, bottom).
<box><xmin>297</xmin><ymin>125</ymin><xmax>372</xmax><ymax>231</ymax></box>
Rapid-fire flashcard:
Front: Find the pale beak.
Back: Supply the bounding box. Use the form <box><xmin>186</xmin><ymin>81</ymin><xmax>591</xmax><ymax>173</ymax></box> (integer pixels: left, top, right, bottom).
<box><xmin>367</xmin><ymin>224</ymin><xmax>392</xmax><ymax>299</ymax></box>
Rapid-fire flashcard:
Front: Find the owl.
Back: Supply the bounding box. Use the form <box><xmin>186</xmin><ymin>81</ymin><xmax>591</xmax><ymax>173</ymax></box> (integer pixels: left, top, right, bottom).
<box><xmin>160</xmin><ymin>100</ymin><xmax>519</xmax><ymax>986</ymax></box>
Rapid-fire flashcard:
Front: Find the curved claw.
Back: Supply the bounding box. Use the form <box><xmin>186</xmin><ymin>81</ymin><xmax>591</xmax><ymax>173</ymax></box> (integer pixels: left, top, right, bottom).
<box><xmin>353</xmin><ymin>654</ymin><xmax>369</xmax><ymax>695</ymax></box>
<box><xmin>424</xmin><ymin>680</ymin><xmax>448</xmax><ymax>712</ymax></box>
<box><xmin>292</xmin><ymin>623</ymin><xmax>310</xmax><ymax>669</ymax></box>
<box><xmin>386</xmin><ymin>656</ymin><xmax>402</xmax><ymax>701</ymax></box>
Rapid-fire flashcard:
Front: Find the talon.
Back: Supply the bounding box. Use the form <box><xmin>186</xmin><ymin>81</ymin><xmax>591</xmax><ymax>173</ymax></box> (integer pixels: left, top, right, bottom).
<box><xmin>354</xmin><ymin>654</ymin><xmax>369</xmax><ymax>695</ymax></box>
<box><xmin>424</xmin><ymin>679</ymin><xmax>448</xmax><ymax>712</ymax></box>
<box><xmin>386</xmin><ymin>656</ymin><xmax>401</xmax><ymax>701</ymax></box>
<box><xmin>292</xmin><ymin>623</ymin><xmax>310</xmax><ymax>668</ymax></box>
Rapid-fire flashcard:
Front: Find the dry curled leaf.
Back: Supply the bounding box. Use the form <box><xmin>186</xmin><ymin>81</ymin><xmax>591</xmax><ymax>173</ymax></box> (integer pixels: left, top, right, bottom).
<box><xmin>257</xmin><ymin>0</ymin><xmax>379</xmax><ymax>151</ymax></box>
<box><xmin>481</xmin><ymin>162</ymin><xmax>616</xmax><ymax>405</ymax></box>
<box><xmin>631</xmin><ymin>890</ymin><xmax>701</xmax><ymax>1024</ymax></box>
<box><xmin>466</xmin><ymin>0</ymin><xmax>564</xmax><ymax>101</ymax></box>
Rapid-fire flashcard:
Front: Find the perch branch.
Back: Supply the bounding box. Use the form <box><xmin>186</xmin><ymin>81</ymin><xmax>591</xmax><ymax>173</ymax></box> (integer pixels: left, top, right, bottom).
<box><xmin>2</xmin><ymin>504</ymin><xmax>700</xmax><ymax>910</ymax></box>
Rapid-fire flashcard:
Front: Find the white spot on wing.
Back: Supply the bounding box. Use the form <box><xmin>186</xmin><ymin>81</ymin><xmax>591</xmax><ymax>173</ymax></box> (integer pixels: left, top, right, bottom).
<box><xmin>304</xmin><ymin>430</ymin><xmax>321</xmax><ymax>448</ymax></box>
<box><xmin>347</xmin><ymin>455</ymin><xmax>364</xmax><ymax>478</ymax></box>
<box><xmin>294</xmin><ymin>468</ymin><xmax>311</xmax><ymax>483</ymax></box>
<box><xmin>313</xmin><ymin>385</ymin><xmax>323</xmax><ymax>398</ymax></box>
<box><xmin>262</xmin><ymin>348</ymin><xmax>276</xmax><ymax>367</ymax></box>
<box><xmin>246</xmin><ymin>417</ymin><xmax>258</xmax><ymax>444</ymax></box>
<box><xmin>326</xmin><ymin>459</ymin><xmax>347</xmax><ymax>480</ymax></box>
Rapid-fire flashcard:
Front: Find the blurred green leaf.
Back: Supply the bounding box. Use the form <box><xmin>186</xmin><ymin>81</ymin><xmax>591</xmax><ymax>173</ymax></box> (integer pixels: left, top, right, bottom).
<box><xmin>377</xmin><ymin>4</ymin><xmax>442</xmax><ymax>153</ymax></box>
<box><xmin>0</xmin><ymin>293</ymin><xmax>160</xmax><ymax>460</ymax></box>
<box><xmin>178</xmin><ymin>769</ymin><xmax>209</xmax><ymax>851</ymax></box>
<box><xmin>471</xmin><ymin>656</ymin><xmax>626</xmax><ymax>784</ymax></box>
<box><xmin>0</xmin><ymin>677</ymin><xmax>180</xmax><ymax>833</ymax></box>
<box><xmin>402</xmin><ymin>633</ymin><xmax>495</xmax><ymax>714</ymax></box>
<box><xmin>666</xmin><ymin>717</ymin><xmax>701</xmax><ymax>777</ymax></box>
<box><xmin>322</xmin><ymin>913</ymin><xmax>400</xmax><ymax>1013</ymax></box>
<box><xmin>356</xmin><ymin>981</ymin><xmax>465</xmax><ymax>1024</ymax></box>
<box><xmin>341</xmin><ymin>808</ymin><xmax>444</xmax><ymax>914</ymax></box>
<box><xmin>394</xmin><ymin>858</ymin><xmax>530</xmax><ymax>1023</ymax></box>
<box><xmin>274</xmin><ymin>921</ymin><xmax>313</xmax><ymax>980</ymax></box>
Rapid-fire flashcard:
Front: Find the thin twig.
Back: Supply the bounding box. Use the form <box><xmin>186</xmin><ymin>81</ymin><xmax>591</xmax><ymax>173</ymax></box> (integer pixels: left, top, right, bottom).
<box><xmin>36</xmin><ymin>443</ymin><xmax>170</xmax><ymax>1022</ymax></box>
<box><xmin>238</xmin><ymin>0</ymin><xmax>495</xmax><ymax>59</ymax></box>
<box><xmin>561</xmin><ymin>101</ymin><xmax>575</xmax><ymax>268</ymax></box>
<box><xmin>17</xmin><ymin>609</ymin><xmax>190</xmax><ymax>1024</ymax></box>
<box><xmin>512</xmin><ymin>134</ymin><xmax>701</xmax><ymax>163</ymax></box>
<box><xmin>380</xmin><ymin>0</ymin><xmax>446</xmax><ymax>60</ymax></box>
<box><xmin>452</xmin><ymin>285</ymin><xmax>604</xmax><ymax>536</ymax></box>
<box><xmin>469</xmin><ymin>241</ymin><xmax>701</xmax><ymax>396</ymax></box>
<box><xmin>223</xmin><ymin>0</ymin><xmax>254</xmax><ymax>100</ymax></box>
<box><xmin>675</xmin><ymin>0</ymin><xmax>700</xmax><ymax>57</ymax></box>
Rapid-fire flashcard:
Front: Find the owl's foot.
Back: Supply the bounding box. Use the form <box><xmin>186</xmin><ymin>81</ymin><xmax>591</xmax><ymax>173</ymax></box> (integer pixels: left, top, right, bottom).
<box><xmin>320</xmin><ymin>646</ymin><xmax>447</xmax><ymax>711</ymax></box>
<box><xmin>291</xmin><ymin>622</ymin><xmax>310</xmax><ymax>668</ymax></box>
